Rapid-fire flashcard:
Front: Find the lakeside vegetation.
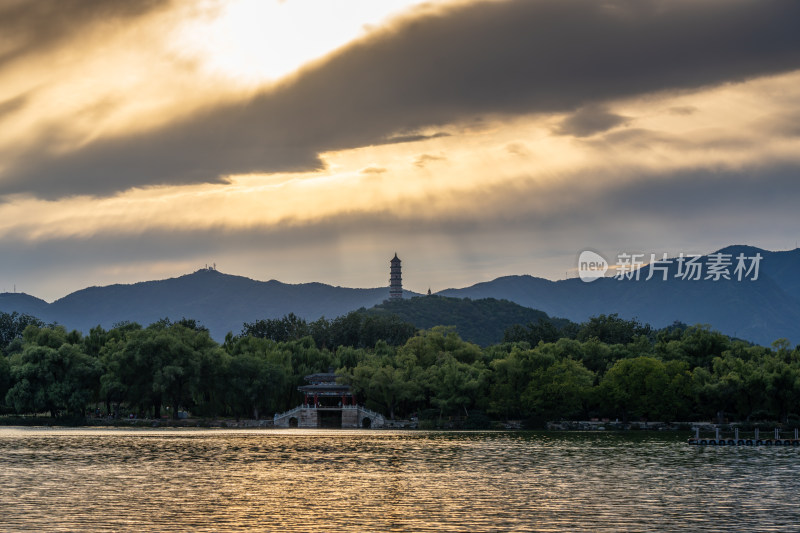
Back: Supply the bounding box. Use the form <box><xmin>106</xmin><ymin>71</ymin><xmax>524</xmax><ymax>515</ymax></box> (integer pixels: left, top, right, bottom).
<box><xmin>1</xmin><ymin>308</ymin><xmax>799</xmax><ymax>428</ymax></box>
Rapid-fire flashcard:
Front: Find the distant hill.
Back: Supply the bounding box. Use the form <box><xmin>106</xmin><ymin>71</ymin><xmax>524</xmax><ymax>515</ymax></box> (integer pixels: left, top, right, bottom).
<box><xmin>363</xmin><ymin>295</ymin><xmax>571</xmax><ymax>346</ymax></box>
<box><xmin>0</xmin><ymin>269</ymin><xmax>412</xmax><ymax>341</ymax></box>
<box><xmin>0</xmin><ymin>293</ymin><xmax>49</xmax><ymax>318</ymax></box>
<box><xmin>0</xmin><ymin>245</ymin><xmax>797</xmax><ymax>346</ymax></box>
<box><xmin>439</xmin><ymin>246</ymin><xmax>800</xmax><ymax>346</ymax></box>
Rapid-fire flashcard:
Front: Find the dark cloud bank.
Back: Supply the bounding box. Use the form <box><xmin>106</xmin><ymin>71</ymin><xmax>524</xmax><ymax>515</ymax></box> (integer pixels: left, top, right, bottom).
<box><xmin>2</xmin><ymin>0</ymin><xmax>800</xmax><ymax>198</ymax></box>
<box><xmin>0</xmin><ymin>0</ymin><xmax>172</xmax><ymax>69</ymax></box>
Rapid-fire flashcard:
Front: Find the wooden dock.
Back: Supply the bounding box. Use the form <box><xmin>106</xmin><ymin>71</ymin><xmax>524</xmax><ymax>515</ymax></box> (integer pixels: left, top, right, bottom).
<box><xmin>688</xmin><ymin>427</ymin><xmax>800</xmax><ymax>446</ymax></box>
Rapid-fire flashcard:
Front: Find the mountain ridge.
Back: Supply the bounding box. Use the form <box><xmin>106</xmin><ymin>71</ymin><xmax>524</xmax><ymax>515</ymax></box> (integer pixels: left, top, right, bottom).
<box><xmin>1</xmin><ymin>268</ymin><xmax>411</xmax><ymax>341</ymax></box>
<box><xmin>0</xmin><ymin>246</ymin><xmax>797</xmax><ymax>345</ymax></box>
<box><xmin>440</xmin><ymin>246</ymin><xmax>800</xmax><ymax>345</ymax></box>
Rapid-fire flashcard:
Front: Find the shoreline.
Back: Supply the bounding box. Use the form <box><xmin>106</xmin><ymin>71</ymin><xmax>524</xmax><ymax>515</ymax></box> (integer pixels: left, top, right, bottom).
<box><xmin>2</xmin><ymin>416</ymin><xmax>795</xmax><ymax>432</ymax></box>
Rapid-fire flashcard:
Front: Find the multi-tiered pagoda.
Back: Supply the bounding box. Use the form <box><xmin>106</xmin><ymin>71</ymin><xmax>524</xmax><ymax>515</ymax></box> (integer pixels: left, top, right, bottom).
<box><xmin>390</xmin><ymin>253</ymin><xmax>402</xmax><ymax>300</ymax></box>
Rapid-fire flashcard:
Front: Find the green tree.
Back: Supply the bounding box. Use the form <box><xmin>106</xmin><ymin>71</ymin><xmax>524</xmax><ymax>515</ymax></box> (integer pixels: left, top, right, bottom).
<box><xmin>579</xmin><ymin>337</ymin><xmax>614</xmax><ymax>375</ymax></box>
<box><xmin>150</xmin><ymin>323</ymin><xmax>225</xmax><ymax>419</ymax></box>
<box><xmin>398</xmin><ymin>326</ymin><xmax>480</xmax><ymax>368</ymax></box>
<box><xmin>578</xmin><ymin>314</ymin><xmax>652</xmax><ymax>345</ymax></box>
<box><xmin>102</xmin><ymin>327</ymin><xmax>165</xmax><ymax>418</ymax></box>
<box><xmin>242</xmin><ymin>313</ymin><xmax>310</xmax><ymax>342</ymax></box>
<box><xmin>0</xmin><ymin>354</ymin><xmax>10</xmax><ymax>411</ymax></box>
<box><xmin>0</xmin><ymin>312</ymin><xmax>45</xmax><ymax>354</ymax></box>
<box><xmin>504</xmin><ymin>319</ymin><xmax>561</xmax><ymax>345</ymax></box>
<box><xmin>225</xmin><ymin>335</ymin><xmax>291</xmax><ymax>418</ymax></box>
<box><xmin>426</xmin><ymin>355</ymin><xmax>487</xmax><ymax>418</ymax></box>
<box><xmin>661</xmin><ymin>360</ymin><xmax>693</xmax><ymax>421</ymax></box>
<box><xmin>5</xmin><ymin>327</ymin><xmax>100</xmax><ymax>417</ymax></box>
<box><xmin>599</xmin><ymin>356</ymin><xmax>669</xmax><ymax>422</ymax></box>
<box><xmin>669</xmin><ymin>325</ymin><xmax>731</xmax><ymax>369</ymax></box>
<box><xmin>280</xmin><ymin>336</ymin><xmax>334</xmax><ymax>409</ymax></box>
<box><xmin>347</xmin><ymin>356</ymin><xmax>422</xmax><ymax>420</ymax></box>
<box><xmin>522</xmin><ymin>358</ymin><xmax>595</xmax><ymax>420</ymax></box>
<box><xmin>487</xmin><ymin>347</ymin><xmax>531</xmax><ymax>419</ymax></box>
<box><xmin>358</xmin><ymin>314</ymin><xmax>418</xmax><ymax>348</ymax></box>
<box><xmin>764</xmin><ymin>356</ymin><xmax>800</xmax><ymax>423</ymax></box>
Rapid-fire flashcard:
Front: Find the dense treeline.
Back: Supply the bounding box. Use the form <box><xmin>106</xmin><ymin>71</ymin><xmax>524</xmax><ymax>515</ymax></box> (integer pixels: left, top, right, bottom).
<box><xmin>1</xmin><ymin>311</ymin><xmax>799</xmax><ymax>426</ymax></box>
<box><xmin>242</xmin><ymin>311</ymin><xmax>417</xmax><ymax>349</ymax></box>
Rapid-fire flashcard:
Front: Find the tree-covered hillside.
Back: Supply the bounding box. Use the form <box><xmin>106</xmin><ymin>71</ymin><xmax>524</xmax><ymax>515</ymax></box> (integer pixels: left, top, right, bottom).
<box><xmin>363</xmin><ymin>295</ymin><xmax>574</xmax><ymax>346</ymax></box>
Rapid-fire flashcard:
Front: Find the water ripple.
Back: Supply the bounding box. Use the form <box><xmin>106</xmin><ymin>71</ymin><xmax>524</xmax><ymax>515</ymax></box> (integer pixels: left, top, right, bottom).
<box><xmin>1</xmin><ymin>429</ymin><xmax>799</xmax><ymax>532</ymax></box>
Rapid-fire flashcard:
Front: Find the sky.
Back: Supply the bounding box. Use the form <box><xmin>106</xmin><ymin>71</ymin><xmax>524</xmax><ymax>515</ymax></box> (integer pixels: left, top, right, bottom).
<box><xmin>1</xmin><ymin>0</ymin><xmax>800</xmax><ymax>302</ymax></box>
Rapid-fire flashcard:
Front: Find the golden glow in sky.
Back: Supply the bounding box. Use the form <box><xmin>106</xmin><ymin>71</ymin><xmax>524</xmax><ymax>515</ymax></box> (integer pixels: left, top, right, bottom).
<box><xmin>174</xmin><ymin>0</ymin><xmax>443</xmax><ymax>83</ymax></box>
<box><xmin>1</xmin><ymin>0</ymin><xmax>799</xmax><ymax>300</ymax></box>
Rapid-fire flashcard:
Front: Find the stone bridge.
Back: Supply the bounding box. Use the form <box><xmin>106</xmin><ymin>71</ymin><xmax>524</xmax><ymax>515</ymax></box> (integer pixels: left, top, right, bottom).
<box><xmin>273</xmin><ymin>405</ymin><xmax>385</xmax><ymax>429</ymax></box>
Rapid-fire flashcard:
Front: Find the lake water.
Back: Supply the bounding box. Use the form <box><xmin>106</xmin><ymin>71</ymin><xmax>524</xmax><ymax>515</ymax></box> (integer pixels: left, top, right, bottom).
<box><xmin>1</xmin><ymin>428</ymin><xmax>799</xmax><ymax>532</ymax></box>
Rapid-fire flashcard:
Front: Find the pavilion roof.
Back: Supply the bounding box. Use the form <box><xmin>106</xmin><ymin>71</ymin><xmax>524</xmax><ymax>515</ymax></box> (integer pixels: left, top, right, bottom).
<box><xmin>304</xmin><ymin>372</ymin><xmax>337</xmax><ymax>380</ymax></box>
<box><xmin>298</xmin><ymin>383</ymin><xmax>352</xmax><ymax>394</ymax></box>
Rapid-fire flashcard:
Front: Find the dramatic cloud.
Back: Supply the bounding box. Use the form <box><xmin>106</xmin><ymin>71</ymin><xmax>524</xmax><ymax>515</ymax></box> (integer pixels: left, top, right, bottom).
<box><xmin>0</xmin><ymin>93</ymin><xmax>29</xmax><ymax>120</ymax></box>
<box><xmin>413</xmin><ymin>154</ymin><xmax>446</xmax><ymax>168</ymax></box>
<box><xmin>360</xmin><ymin>166</ymin><xmax>388</xmax><ymax>175</ymax></box>
<box><xmin>556</xmin><ymin>106</ymin><xmax>629</xmax><ymax>137</ymax></box>
<box><xmin>3</xmin><ymin>157</ymin><xmax>799</xmax><ymax>301</ymax></box>
<box><xmin>0</xmin><ymin>0</ymin><xmax>173</xmax><ymax>68</ymax></box>
<box><xmin>2</xmin><ymin>0</ymin><xmax>800</xmax><ymax>303</ymax></box>
<box><xmin>2</xmin><ymin>0</ymin><xmax>800</xmax><ymax>198</ymax></box>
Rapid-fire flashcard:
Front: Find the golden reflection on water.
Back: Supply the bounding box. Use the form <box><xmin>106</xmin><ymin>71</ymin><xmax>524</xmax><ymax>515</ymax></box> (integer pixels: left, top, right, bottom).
<box><xmin>0</xmin><ymin>429</ymin><xmax>799</xmax><ymax>532</ymax></box>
